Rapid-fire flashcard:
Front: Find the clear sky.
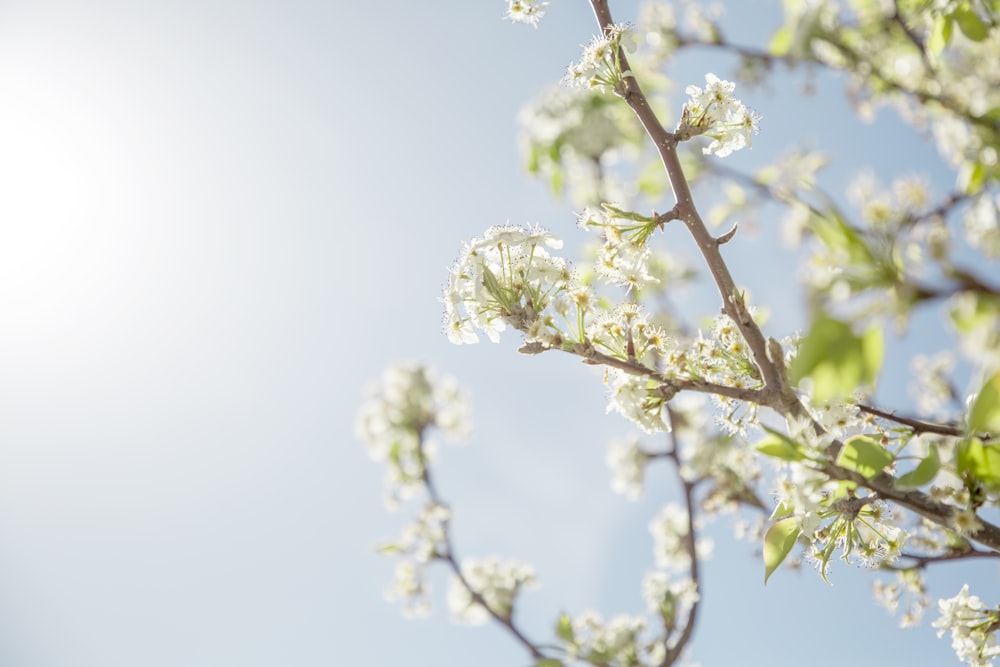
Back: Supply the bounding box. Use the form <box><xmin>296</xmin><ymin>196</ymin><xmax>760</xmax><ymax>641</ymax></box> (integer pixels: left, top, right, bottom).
<box><xmin>0</xmin><ymin>1</ymin><xmax>996</xmax><ymax>666</ymax></box>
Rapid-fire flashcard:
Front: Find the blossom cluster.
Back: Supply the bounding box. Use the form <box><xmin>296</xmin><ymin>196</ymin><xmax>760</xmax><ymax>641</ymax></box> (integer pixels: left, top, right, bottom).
<box><xmin>605</xmin><ymin>433</ymin><xmax>649</xmax><ymax>500</ymax></box>
<box><xmin>604</xmin><ymin>368</ymin><xmax>674</xmax><ymax>434</ymax></box>
<box><xmin>518</xmin><ymin>85</ymin><xmax>640</xmax><ymax>206</ymax></box>
<box><xmin>677</xmin><ymin>73</ymin><xmax>760</xmax><ymax>157</ymax></box>
<box><xmin>504</xmin><ymin>0</ymin><xmax>548</xmax><ymax>27</ymax></box>
<box><xmin>560</xmin><ymin>611</ymin><xmax>664</xmax><ymax>665</ymax></box>
<box><xmin>355</xmin><ymin>363</ymin><xmax>470</xmax><ymax>509</ymax></box>
<box><xmin>447</xmin><ymin>556</ymin><xmax>537</xmax><ymax>625</ymax></box>
<box><xmin>933</xmin><ymin>585</ymin><xmax>1000</xmax><ymax>667</ymax></box>
<box><xmin>577</xmin><ymin>204</ymin><xmax>661</xmax><ymax>290</ymax></box>
<box><xmin>380</xmin><ymin>503</ymin><xmax>452</xmax><ymax>618</ymax></box>
<box><xmin>443</xmin><ymin>224</ymin><xmax>580</xmax><ymax>346</ymax></box>
<box><xmin>873</xmin><ymin>569</ymin><xmax>929</xmax><ymax>629</ymax></box>
<box><xmin>565</xmin><ymin>23</ymin><xmax>636</xmax><ymax>94</ymax></box>
<box><xmin>965</xmin><ymin>191</ymin><xmax>1000</xmax><ymax>259</ymax></box>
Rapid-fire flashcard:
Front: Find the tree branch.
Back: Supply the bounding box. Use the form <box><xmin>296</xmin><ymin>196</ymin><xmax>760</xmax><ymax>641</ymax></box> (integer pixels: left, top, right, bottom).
<box><xmin>662</xmin><ymin>406</ymin><xmax>701</xmax><ymax>667</ymax></box>
<box><xmin>418</xmin><ymin>431</ymin><xmax>547</xmax><ymax>661</ymax></box>
<box><xmin>588</xmin><ymin>0</ymin><xmax>793</xmax><ymax>412</ymax></box>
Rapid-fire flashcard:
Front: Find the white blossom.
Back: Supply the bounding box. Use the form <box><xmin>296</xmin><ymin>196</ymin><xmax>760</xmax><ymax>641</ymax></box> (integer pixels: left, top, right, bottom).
<box><xmin>504</xmin><ymin>0</ymin><xmax>548</xmax><ymax>26</ymax></box>
<box><xmin>447</xmin><ymin>556</ymin><xmax>537</xmax><ymax>625</ymax></box>
<box><xmin>605</xmin><ymin>368</ymin><xmax>672</xmax><ymax>434</ymax></box>
<box><xmin>356</xmin><ymin>363</ymin><xmax>471</xmax><ymax>510</ymax></box>
<box><xmin>606</xmin><ymin>434</ymin><xmax>649</xmax><ymax>500</ymax></box>
<box><xmin>933</xmin><ymin>585</ymin><xmax>1000</xmax><ymax>667</ymax></box>
<box><xmin>678</xmin><ymin>73</ymin><xmax>760</xmax><ymax>157</ymax></box>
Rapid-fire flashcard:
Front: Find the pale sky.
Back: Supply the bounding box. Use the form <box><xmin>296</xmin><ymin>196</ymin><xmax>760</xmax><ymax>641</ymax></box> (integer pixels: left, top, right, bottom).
<box><xmin>0</xmin><ymin>1</ymin><xmax>995</xmax><ymax>666</ymax></box>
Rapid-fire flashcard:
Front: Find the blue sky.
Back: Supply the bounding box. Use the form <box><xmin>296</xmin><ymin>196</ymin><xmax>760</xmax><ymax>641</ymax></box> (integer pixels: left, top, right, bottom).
<box><xmin>0</xmin><ymin>1</ymin><xmax>996</xmax><ymax>666</ymax></box>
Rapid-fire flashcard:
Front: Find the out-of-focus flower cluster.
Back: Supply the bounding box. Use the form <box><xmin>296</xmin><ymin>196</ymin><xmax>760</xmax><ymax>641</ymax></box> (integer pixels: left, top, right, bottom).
<box><xmin>380</xmin><ymin>502</ymin><xmax>451</xmax><ymax>618</ymax></box>
<box><xmin>356</xmin><ymin>363</ymin><xmax>471</xmax><ymax>509</ymax></box>
<box><xmin>519</xmin><ymin>85</ymin><xmax>642</xmax><ymax>207</ymax></box>
<box><xmin>447</xmin><ymin>556</ymin><xmax>537</xmax><ymax>625</ymax></box>
<box><xmin>550</xmin><ymin>501</ymin><xmax>704</xmax><ymax>664</ymax></box>
<box><xmin>873</xmin><ymin>569</ymin><xmax>930</xmax><ymax>629</ymax></box>
<box><xmin>557</xmin><ymin>611</ymin><xmax>668</xmax><ymax>666</ymax></box>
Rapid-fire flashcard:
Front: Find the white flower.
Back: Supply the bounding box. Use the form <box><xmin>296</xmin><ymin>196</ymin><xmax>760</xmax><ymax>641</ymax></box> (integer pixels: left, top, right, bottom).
<box><xmin>933</xmin><ymin>585</ymin><xmax>1000</xmax><ymax>667</ymax></box>
<box><xmin>504</xmin><ymin>0</ymin><xmax>548</xmax><ymax>26</ymax></box>
<box><xmin>444</xmin><ymin>225</ymin><xmax>579</xmax><ymax>345</ymax></box>
<box><xmin>383</xmin><ymin>560</ymin><xmax>431</xmax><ymax>618</ymax></box>
<box><xmin>564</xmin><ymin>23</ymin><xmax>634</xmax><ymax>93</ymax></box>
<box><xmin>605</xmin><ymin>369</ymin><xmax>672</xmax><ymax>434</ymax></box>
<box><xmin>595</xmin><ymin>227</ymin><xmax>659</xmax><ymax>289</ymax></box>
<box><xmin>606</xmin><ymin>434</ymin><xmax>649</xmax><ymax>500</ymax></box>
<box><xmin>356</xmin><ymin>363</ymin><xmax>471</xmax><ymax>509</ymax></box>
<box><xmin>648</xmin><ymin>503</ymin><xmax>711</xmax><ymax>571</ymax></box>
<box><xmin>965</xmin><ymin>192</ymin><xmax>1000</xmax><ymax>259</ymax></box>
<box><xmin>642</xmin><ymin>571</ymin><xmax>699</xmax><ymax>621</ymax></box>
<box><xmin>565</xmin><ymin>612</ymin><xmax>651</xmax><ymax>663</ymax></box>
<box><xmin>447</xmin><ymin>556</ymin><xmax>537</xmax><ymax>625</ymax></box>
<box><xmin>678</xmin><ymin>73</ymin><xmax>760</xmax><ymax>158</ymax></box>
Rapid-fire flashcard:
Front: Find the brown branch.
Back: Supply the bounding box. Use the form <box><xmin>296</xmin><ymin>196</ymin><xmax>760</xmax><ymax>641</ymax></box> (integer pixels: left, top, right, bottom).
<box><xmin>588</xmin><ymin>0</ymin><xmax>794</xmax><ymax>416</ymax></box>
<box><xmin>893</xmin><ymin>545</ymin><xmax>1000</xmax><ymax>570</ymax></box>
<box><xmin>579</xmin><ymin>346</ymin><xmax>768</xmax><ymax>404</ymax></box>
<box><xmin>662</xmin><ymin>406</ymin><xmax>701</xmax><ymax>667</ymax></box>
<box><xmin>586</xmin><ymin>0</ymin><xmax>1000</xmax><ymax>557</ymax></box>
<box><xmin>418</xmin><ymin>432</ymin><xmax>547</xmax><ymax>662</ymax></box>
<box><xmin>857</xmin><ymin>403</ymin><xmax>966</xmax><ymax>438</ymax></box>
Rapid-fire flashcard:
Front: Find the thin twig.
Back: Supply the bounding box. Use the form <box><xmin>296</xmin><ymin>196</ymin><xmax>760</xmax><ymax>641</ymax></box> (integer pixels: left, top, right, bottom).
<box><xmin>857</xmin><ymin>403</ymin><xmax>966</xmax><ymax>438</ymax></box>
<box><xmin>893</xmin><ymin>546</ymin><xmax>1000</xmax><ymax>570</ymax></box>
<box><xmin>662</xmin><ymin>406</ymin><xmax>701</xmax><ymax>667</ymax></box>
<box><xmin>418</xmin><ymin>432</ymin><xmax>547</xmax><ymax>661</ymax></box>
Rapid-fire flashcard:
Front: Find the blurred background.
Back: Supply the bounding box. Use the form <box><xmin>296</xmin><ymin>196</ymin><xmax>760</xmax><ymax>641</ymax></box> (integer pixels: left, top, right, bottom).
<box><xmin>0</xmin><ymin>1</ymin><xmax>995</xmax><ymax>665</ymax></box>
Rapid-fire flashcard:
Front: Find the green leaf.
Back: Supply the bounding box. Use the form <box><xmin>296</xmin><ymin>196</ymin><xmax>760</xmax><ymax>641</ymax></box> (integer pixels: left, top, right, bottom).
<box><xmin>896</xmin><ymin>444</ymin><xmax>941</xmax><ymax>489</ymax></box>
<box><xmin>789</xmin><ymin>313</ymin><xmax>884</xmax><ymax>403</ymax></box>
<box><xmin>958</xmin><ymin>438</ymin><xmax>1000</xmax><ymax>491</ymax></box>
<box><xmin>534</xmin><ymin>659</ymin><xmax>564</xmax><ymax>667</ymax></box>
<box><xmin>755</xmin><ymin>427</ymin><xmax>807</xmax><ymax>462</ymax></box>
<box><xmin>769</xmin><ymin>26</ymin><xmax>794</xmax><ymax>55</ymax></box>
<box><xmin>968</xmin><ymin>371</ymin><xmax>1000</xmax><ymax>434</ymax></box>
<box><xmin>555</xmin><ymin>613</ymin><xmax>574</xmax><ymax>643</ymax></box>
<box><xmin>836</xmin><ymin>435</ymin><xmax>894</xmax><ymax>479</ymax></box>
<box><xmin>811</xmin><ymin>211</ymin><xmax>874</xmax><ymax>265</ymax></box>
<box><xmin>928</xmin><ymin>15</ymin><xmax>952</xmax><ymax>56</ymax></box>
<box><xmin>953</xmin><ymin>7</ymin><xmax>989</xmax><ymax>41</ymax></box>
<box><xmin>764</xmin><ymin>517</ymin><xmax>800</xmax><ymax>584</ymax></box>
<box><xmin>959</xmin><ymin>160</ymin><xmax>986</xmax><ymax>194</ymax></box>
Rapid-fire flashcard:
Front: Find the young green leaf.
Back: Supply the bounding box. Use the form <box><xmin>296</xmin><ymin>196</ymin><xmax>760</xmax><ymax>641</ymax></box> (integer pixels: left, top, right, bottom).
<box><xmin>556</xmin><ymin>613</ymin><xmax>575</xmax><ymax>643</ymax></box>
<box><xmin>755</xmin><ymin>427</ymin><xmax>807</xmax><ymax>462</ymax></box>
<box><xmin>769</xmin><ymin>26</ymin><xmax>794</xmax><ymax>56</ymax></box>
<box><xmin>958</xmin><ymin>438</ymin><xmax>1000</xmax><ymax>491</ymax></box>
<box><xmin>789</xmin><ymin>313</ymin><xmax>884</xmax><ymax>403</ymax></box>
<box><xmin>928</xmin><ymin>14</ymin><xmax>952</xmax><ymax>56</ymax></box>
<box><xmin>764</xmin><ymin>516</ymin><xmax>800</xmax><ymax>584</ymax></box>
<box><xmin>535</xmin><ymin>659</ymin><xmax>565</xmax><ymax>667</ymax></box>
<box><xmin>968</xmin><ymin>371</ymin><xmax>1000</xmax><ymax>434</ymax></box>
<box><xmin>836</xmin><ymin>435</ymin><xmax>894</xmax><ymax>480</ymax></box>
<box><xmin>953</xmin><ymin>7</ymin><xmax>989</xmax><ymax>41</ymax></box>
<box><xmin>895</xmin><ymin>444</ymin><xmax>941</xmax><ymax>490</ymax></box>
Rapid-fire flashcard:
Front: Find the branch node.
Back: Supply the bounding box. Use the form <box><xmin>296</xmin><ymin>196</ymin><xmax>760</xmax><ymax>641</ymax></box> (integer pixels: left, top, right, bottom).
<box><xmin>655</xmin><ymin>205</ymin><xmax>681</xmax><ymax>229</ymax></box>
<box><xmin>518</xmin><ymin>341</ymin><xmax>550</xmax><ymax>355</ymax></box>
<box><xmin>716</xmin><ymin>223</ymin><xmax>739</xmax><ymax>245</ymax></box>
